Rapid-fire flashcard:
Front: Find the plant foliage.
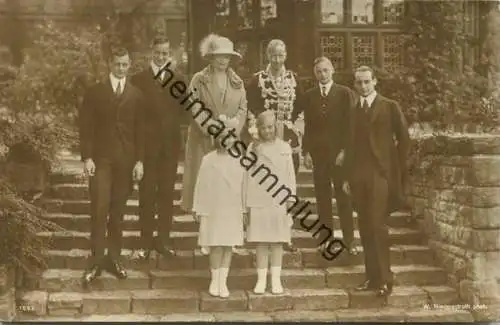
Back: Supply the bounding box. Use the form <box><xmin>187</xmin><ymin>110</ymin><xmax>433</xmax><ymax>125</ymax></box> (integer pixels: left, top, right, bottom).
<box><xmin>0</xmin><ymin>177</ymin><xmax>62</xmax><ymax>273</ymax></box>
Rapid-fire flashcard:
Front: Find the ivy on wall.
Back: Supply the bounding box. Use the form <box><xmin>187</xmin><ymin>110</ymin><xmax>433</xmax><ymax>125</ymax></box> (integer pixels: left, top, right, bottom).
<box><xmin>377</xmin><ymin>0</ymin><xmax>497</xmax><ymax>132</ymax></box>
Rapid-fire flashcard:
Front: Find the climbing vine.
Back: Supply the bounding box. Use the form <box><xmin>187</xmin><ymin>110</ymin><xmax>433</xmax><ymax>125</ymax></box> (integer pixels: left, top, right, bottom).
<box><xmin>378</xmin><ymin>0</ymin><xmax>497</xmax><ymax>134</ymax></box>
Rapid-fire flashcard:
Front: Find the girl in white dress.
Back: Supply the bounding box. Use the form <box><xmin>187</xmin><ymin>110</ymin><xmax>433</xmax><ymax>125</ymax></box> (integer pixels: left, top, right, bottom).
<box><xmin>192</xmin><ymin>126</ymin><xmax>244</xmax><ymax>298</ymax></box>
<box><xmin>244</xmin><ymin>110</ymin><xmax>297</xmax><ymax>294</ymax></box>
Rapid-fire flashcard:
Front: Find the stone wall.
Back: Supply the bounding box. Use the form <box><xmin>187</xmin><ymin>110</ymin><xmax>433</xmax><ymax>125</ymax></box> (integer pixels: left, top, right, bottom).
<box><xmin>0</xmin><ymin>266</ymin><xmax>16</xmax><ymax>321</ymax></box>
<box><xmin>409</xmin><ymin>133</ymin><xmax>500</xmax><ymax>305</ymax></box>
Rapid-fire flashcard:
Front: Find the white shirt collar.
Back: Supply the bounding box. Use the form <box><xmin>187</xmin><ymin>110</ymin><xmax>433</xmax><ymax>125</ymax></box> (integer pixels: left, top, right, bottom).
<box><xmin>109</xmin><ymin>73</ymin><xmax>126</xmax><ymax>93</ymax></box>
<box><xmin>360</xmin><ymin>91</ymin><xmax>377</xmax><ymax>107</ymax></box>
<box><xmin>319</xmin><ymin>80</ymin><xmax>334</xmax><ymax>96</ymax></box>
<box><xmin>150</xmin><ymin>61</ymin><xmax>169</xmax><ymax>79</ymax></box>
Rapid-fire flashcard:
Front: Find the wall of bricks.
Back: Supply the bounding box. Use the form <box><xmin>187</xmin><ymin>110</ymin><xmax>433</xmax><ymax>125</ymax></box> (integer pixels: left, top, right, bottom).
<box><xmin>0</xmin><ymin>266</ymin><xmax>16</xmax><ymax>321</ymax></box>
<box><xmin>409</xmin><ymin>132</ymin><xmax>500</xmax><ymax>305</ymax></box>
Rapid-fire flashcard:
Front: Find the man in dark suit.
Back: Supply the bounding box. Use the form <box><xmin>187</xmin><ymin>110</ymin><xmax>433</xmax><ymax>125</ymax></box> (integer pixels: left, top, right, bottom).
<box><xmin>79</xmin><ymin>47</ymin><xmax>145</xmax><ymax>288</ymax></box>
<box><xmin>302</xmin><ymin>57</ymin><xmax>358</xmax><ymax>257</ymax></box>
<box><xmin>131</xmin><ymin>36</ymin><xmax>186</xmax><ymax>260</ymax></box>
<box><xmin>345</xmin><ymin>65</ymin><xmax>410</xmax><ymax>297</ymax></box>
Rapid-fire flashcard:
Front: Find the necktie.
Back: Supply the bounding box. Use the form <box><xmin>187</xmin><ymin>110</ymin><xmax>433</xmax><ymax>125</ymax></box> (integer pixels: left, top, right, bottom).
<box><xmin>362</xmin><ymin>98</ymin><xmax>369</xmax><ymax>112</ymax></box>
<box><xmin>116</xmin><ymin>81</ymin><xmax>122</xmax><ymax>96</ymax></box>
<box><xmin>321</xmin><ymin>86</ymin><xmax>327</xmax><ymax>97</ymax></box>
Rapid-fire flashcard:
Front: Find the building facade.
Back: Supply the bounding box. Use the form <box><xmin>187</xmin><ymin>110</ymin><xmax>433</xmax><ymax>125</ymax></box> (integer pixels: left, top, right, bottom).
<box><xmin>188</xmin><ymin>0</ymin><xmax>484</xmax><ymax>82</ymax></box>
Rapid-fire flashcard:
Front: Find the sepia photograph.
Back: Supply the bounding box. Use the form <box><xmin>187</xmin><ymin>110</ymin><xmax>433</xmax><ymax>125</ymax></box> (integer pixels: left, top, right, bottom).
<box><xmin>0</xmin><ymin>0</ymin><xmax>499</xmax><ymax>322</ymax></box>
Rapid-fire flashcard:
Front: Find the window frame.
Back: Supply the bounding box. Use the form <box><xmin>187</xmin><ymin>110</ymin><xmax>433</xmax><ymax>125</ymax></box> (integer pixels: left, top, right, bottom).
<box><xmin>315</xmin><ymin>0</ymin><xmax>406</xmax><ymax>73</ymax></box>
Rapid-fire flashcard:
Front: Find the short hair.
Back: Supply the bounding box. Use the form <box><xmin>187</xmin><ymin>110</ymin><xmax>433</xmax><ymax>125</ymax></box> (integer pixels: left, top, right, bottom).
<box><xmin>151</xmin><ymin>35</ymin><xmax>170</xmax><ymax>47</ymax></box>
<box><xmin>256</xmin><ymin>110</ymin><xmax>276</xmax><ymax>127</ymax></box>
<box><xmin>313</xmin><ymin>56</ymin><xmax>334</xmax><ymax>70</ymax></box>
<box><xmin>108</xmin><ymin>47</ymin><xmax>129</xmax><ymax>61</ymax></box>
<box><xmin>266</xmin><ymin>39</ymin><xmax>286</xmax><ymax>57</ymax></box>
<box><xmin>354</xmin><ymin>65</ymin><xmax>375</xmax><ymax>79</ymax></box>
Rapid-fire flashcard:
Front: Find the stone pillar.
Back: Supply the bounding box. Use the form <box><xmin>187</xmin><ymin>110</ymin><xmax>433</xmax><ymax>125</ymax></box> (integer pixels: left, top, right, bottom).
<box><xmin>484</xmin><ymin>3</ymin><xmax>500</xmax><ymax>98</ymax></box>
<box><xmin>0</xmin><ymin>265</ymin><xmax>16</xmax><ymax>321</ymax></box>
<box><xmin>409</xmin><ymin>133</ymin><xmax>500</xmax><ymax>306</ymax></box>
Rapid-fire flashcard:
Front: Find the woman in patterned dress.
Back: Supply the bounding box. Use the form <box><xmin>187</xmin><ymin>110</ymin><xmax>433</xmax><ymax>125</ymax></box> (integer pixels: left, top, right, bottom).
<box><xmin>245</xmin><ymin>39</ymin><xmax>304</xmax><ymax>252</ymax></box>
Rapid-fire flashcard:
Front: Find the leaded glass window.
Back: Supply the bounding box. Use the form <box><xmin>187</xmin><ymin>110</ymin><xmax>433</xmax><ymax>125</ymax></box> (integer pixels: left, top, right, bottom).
<box><xmin>352</xmin><ymin>34</ymin><xmax>375</xmax><ymax>67</ymax></box>
<box><xmin>319</xmin><ymin>33</ymin><xmax>345</xmax><ymax>70</ymax></box>
<box><xmin>320</xmin><ymin>0</ymin><xmax>344</xmax><ymax>24</ymax></box>
<box><xmin>351</xmin><ymin>0</ymin><xmax>374</xmax><ymax>24</ymax></box>
<box><xmin>382</xmin><ymin>0</ymin><xmax>404</xmax><ymax>25</ymax></box>
<box><xmin>383</xmin><ymin>34</ymin><xmax>404</xmax><ymax>72</ymax></box>
<box><xmin>317</xmin><ymin>0</ymin><xmax>406</xmax><ymax>72</ymax></box>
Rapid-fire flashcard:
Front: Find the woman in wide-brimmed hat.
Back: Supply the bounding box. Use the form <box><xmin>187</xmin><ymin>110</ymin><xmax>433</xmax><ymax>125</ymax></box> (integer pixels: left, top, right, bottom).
<box><xmin>180</xmin><ymin>34</ymin><xmax>247</xmax><ymax>295</ymax></box>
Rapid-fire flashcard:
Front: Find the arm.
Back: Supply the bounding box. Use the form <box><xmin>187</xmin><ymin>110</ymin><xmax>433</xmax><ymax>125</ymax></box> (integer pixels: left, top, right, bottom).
<box><xmin>291</xmin><ymin>75</ymin><xmax>305</xmax><ymax>123</ymax></box>
<box><xmin>343</xmin><ymin>90</ymin><xmax>357</xmax><ymax>178</ymax></box>
<box><xmin>79</xmin><ymin>87</ymin><xmax>94</xmax><ymax>162</ymax></box>
<box><xmin>301</xmin><ymin>91</ymin><xmax>311</xmax><ymax>157</ymax></box>
<box><xmin>286</xmin><ymin>145</ymin><xmax>297</xmax><ymax>196</ymax></box>
<box><xmin>241</xmin><ymin>142</ymin><xmax>253</xmax><ymax>212</ymax></box>
<box><xmin>391</xmin><ymin>100</ymin><xmax>410</xmax><ymax>179</ymax></box>
<box><xmin>135</xmin><ymin>91</ymin><xmax>145</xmax><ymax>164</ymax></box>
<box><xmin>185</xmin><ymin>74</ymin><xmax>211</xmax><ymax>136</ymax></box>
<box><xmin>192</xmin><ymin>156</ymin><xmax>211</xmax><ymax>217</ymax></box>
<box><xmin>233</xmin><ymin>86</ymin><xmax>248</xmax><ymax>135</ymax></box>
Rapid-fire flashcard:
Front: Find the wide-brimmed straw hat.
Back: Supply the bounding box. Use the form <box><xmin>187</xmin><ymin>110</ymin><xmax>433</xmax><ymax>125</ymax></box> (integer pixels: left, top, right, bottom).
<box><xmin>200</xmin><ymin>34</ymin><xmax>242</xmax><ymax>59</ymax></box>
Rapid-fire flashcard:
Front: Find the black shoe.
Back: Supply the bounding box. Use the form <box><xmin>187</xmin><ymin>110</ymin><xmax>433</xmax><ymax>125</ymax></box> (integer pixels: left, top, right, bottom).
<box><xmin>81</xmin><ymin>264</ymin><xmax>101</xmax><ymax>288</ymax></box>
<box><xmin>376</xmin><ymin>283</ymin><xmax>393</xmax><ymax>297</ymax></box>
<box><xmin>154</xmin><ymin>243</ymin><xmax>176</xmax><ymax>258</ymax></box>
<box><xmin>106</xmin><ymin>259</ymin><xmax>127</xmax><ymax>279</ymax></box>
<box><xmin>136</xmin><ymin>249</ymin><xmax>151</xmax><ymax>260</ymax></box>
<box><xmin>284</xmin><ymin>243</ymin><xmax>298</xmax><ymax>253</ymax></box>
<box><xmin>355</xmin><ymin>280</ymin><xmax>375</xmax><ymax>291</ymax></box>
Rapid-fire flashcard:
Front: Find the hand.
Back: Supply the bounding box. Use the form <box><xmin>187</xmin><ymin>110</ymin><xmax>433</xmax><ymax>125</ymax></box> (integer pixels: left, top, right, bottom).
<box><xmin>335</xmin><ymin>150</ymin><xmax>345</xmax><ymax>166</ymax></box>
<box><xmin>133</xmin><ymin>161</ymin><xmax>144</xmax><ymax>182</ymax></box>
<box><xmin>243</xmin><ymin>212</ymin><xmax>249</xmax><ymax>228</ymax></box>
<box><xmin>194</xmin><ymin>213</ymin><xmax>207</xmax><ymax>223</ymax></box>
<box><xmin>342</xmin><ymin>181</ymin><xmax>351</xmax><ymax>195</ymax></box>
<box><xmin>286</xmin><ymin>200</ymin><xmax>297</xmax><ymax>214</ymax></box>
<box><xmin>83</xmin><ymin>158</ymin><xmax>95</xmax><ymax>177</ymax></box>
<box><xmin>303</xmin><ymin>153</ymin><xmax>313</xmax><ymax>170</ymax></box>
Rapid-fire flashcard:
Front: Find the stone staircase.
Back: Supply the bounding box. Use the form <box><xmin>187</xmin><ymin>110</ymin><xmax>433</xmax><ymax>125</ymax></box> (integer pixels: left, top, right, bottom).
<box><xmin>15</xmin><ymin>154</ymin><xmax>474</xmax><ymax>322</ymax></box>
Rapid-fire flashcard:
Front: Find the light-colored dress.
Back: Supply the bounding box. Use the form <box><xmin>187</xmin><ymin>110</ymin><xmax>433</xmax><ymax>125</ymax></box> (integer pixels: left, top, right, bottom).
<box><xmin>244</xmin><ymin>139</ymin><xmax>296</xmax><ymax>243</ymax></box>
<box><xmin>193</xmin><ymin>150</ymin><xmax>245</xmax><ymax>247</ymax></box>
<box><xmin>181</xmin><ymin>66</ymin><xmax>247</xmax><ymax>213</ymax></box>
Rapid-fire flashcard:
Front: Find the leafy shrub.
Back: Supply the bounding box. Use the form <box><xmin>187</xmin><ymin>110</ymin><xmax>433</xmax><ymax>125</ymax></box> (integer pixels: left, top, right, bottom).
<box><xmin>0</xmin><ymin>177</ymin><xmax>62</xmax><ymax>273</ymax></box>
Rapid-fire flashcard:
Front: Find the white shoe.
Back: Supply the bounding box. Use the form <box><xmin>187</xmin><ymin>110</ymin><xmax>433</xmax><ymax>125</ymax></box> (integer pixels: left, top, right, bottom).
<box><xmin>219</xmin><ymin>267</ymin><xmax>230</xmax><ymax>298</ymax></box>
<box><xmin>208</xmin><ymin>269</ymin><xmax>220</xmax><ymax>296</ymax></box>
<box><xmin>253</xmin><ymin>268</ymin><xmax>267</xmax><ymax>294</ymax></box>
<box><xmin>270</xmin><ymin>266</ymin><xmax>284</xmax><ymax>295</ymax></box>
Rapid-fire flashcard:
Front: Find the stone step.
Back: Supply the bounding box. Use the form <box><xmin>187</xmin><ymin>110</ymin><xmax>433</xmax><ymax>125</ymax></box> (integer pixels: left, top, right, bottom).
<box><xmin>42</xmin><ymin>211</ymin><xmax>413</xmax><ymax>233</ymax></box>
<box><xmin>39</xmin><ymin>196</ymin><xmax>331</xmax><ymax>216</ymax></box>
<box><xmin>37</xmin><ymin>227</ymin><xmax>424</xmax><ymax>251</ymax></box>
<box><xmin>36</xmin><ymin>265</ymin><xmax>447</xmax><ymax>293</ymax></box>
<box><xmin>50</xmin><ymin>163</ymin><xmax>315</xmax><ymax>185</ymax></box>
<box><xmin>43</xmin><ymin>245</ymin><xmax>436</xmax><ymax>270</ymax></box>
<box><xmin>15</xmin><ymin>308</ymin><xmax>475</xmax><ymax>322</ymax></box>
<box><xmin>49</xmin><ymin>182</ymin><xmax>316</xmax><ymax>201</ymax></box>
<box><xmin>15</xmin><ymin>286</ymin><xmax>465</xmax><ymax>318</ymax></box>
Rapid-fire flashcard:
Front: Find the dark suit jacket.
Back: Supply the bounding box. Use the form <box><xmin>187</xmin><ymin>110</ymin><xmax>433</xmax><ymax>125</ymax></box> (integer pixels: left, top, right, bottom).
<box><xmin>345</xmin><ymin>93</ymin><xmax>410</xmax><ymax>212</ymax></box>
<box><xmin>79</xmin><ymin>78</ymin><xmax>145</xmax><ymax>164</ymax></box>
<box><xmin>302</xmin><ymin>83</ymin><xmax>354</xmax><ymax>164</ymax></box>
<box><xmin>131</xmin><ymin>67</ymin><xmax>188</xmax><ymax>158</ymax></box>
